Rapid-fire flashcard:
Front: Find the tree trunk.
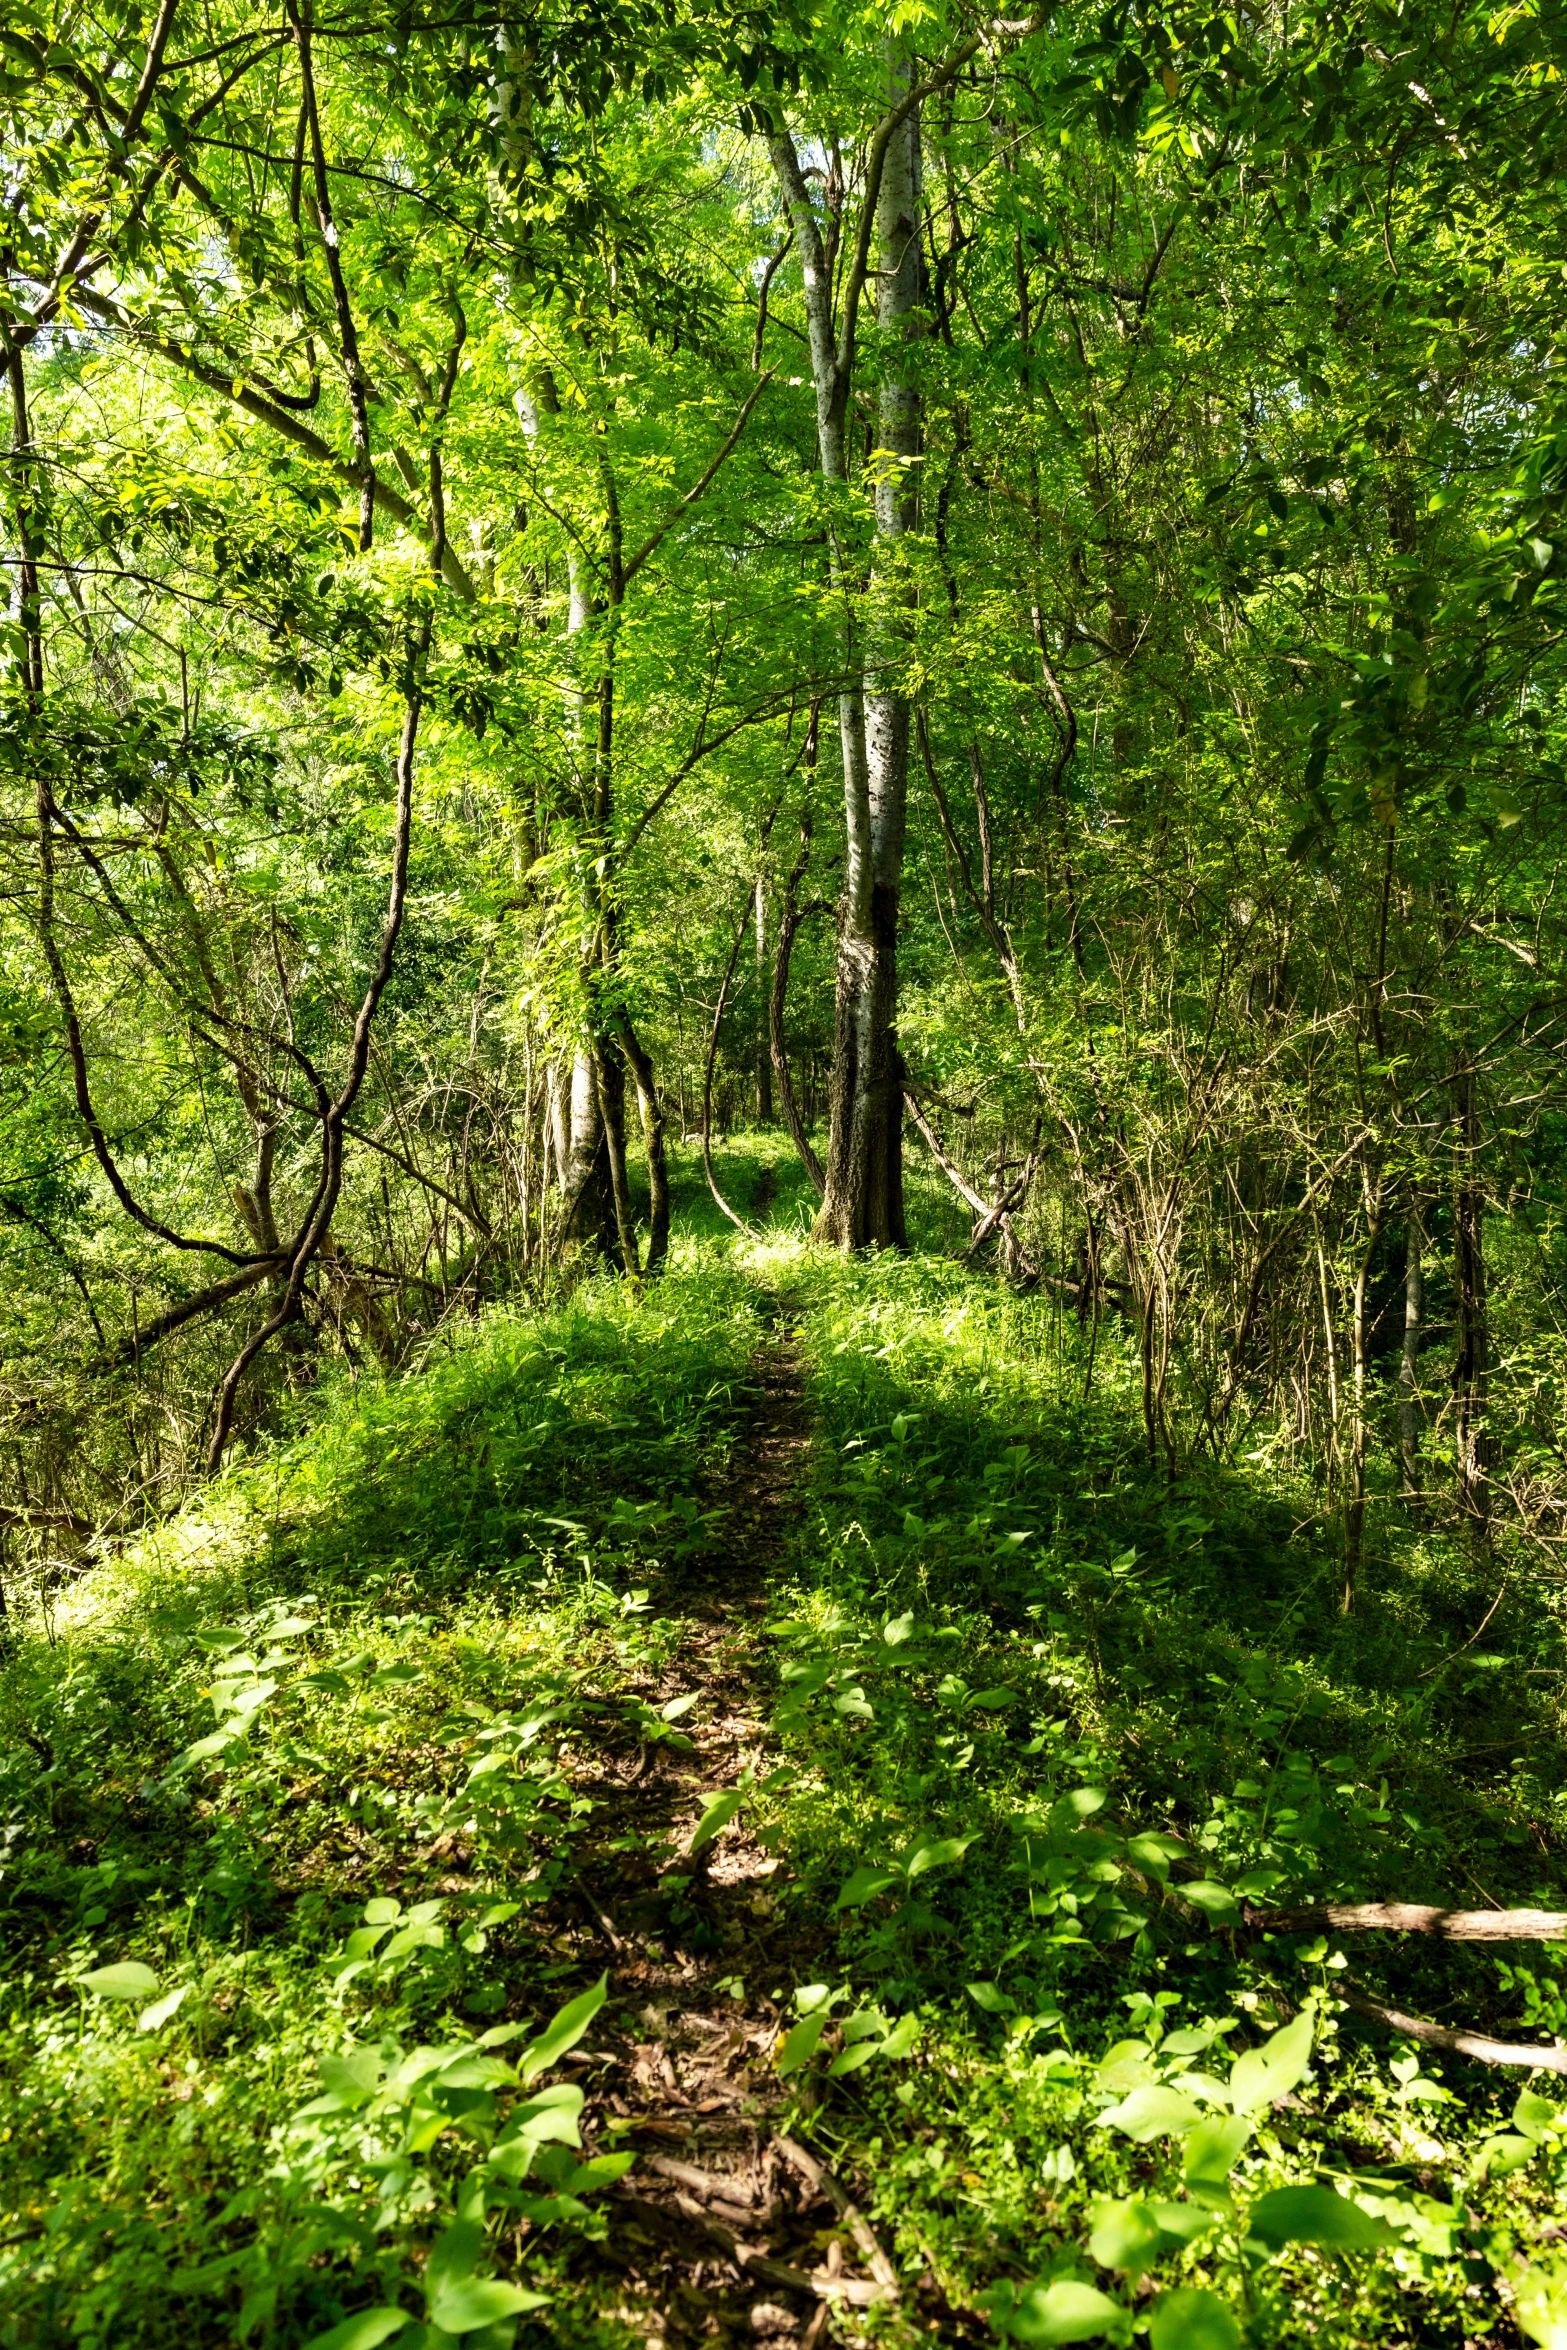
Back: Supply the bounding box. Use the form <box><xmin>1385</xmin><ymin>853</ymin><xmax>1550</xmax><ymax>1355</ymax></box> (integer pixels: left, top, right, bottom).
<box><xmin>754</xmin><ymin>877</ymin><xmax>774</xmax><ymax>1124</ymax></box>
<box><xmin>1399</xmin><ymin>1204</ymin><xmax>1425</xmax><ymax>1501</ymax></box>
<box><xmin>1343</xmin><ymin>1205</ymin><xmax>1381</xmax><ymax>1613</ymax></box>
<box><xmin>594</xmin><ymin>1041</ymin><xmax>640</xmax><ymax>1280</ymax></box>
<box><xmin>1453</xmin><ymin>1070</ymin><xmax>1490</xmax><ymax>1538</ymax></box>
<box><xmin>770</xmin><ymin>60</ymin><xmax>922</xmax><ymax>1252</ymax></box>
<box><xmin>770</xmin><ymin>779</ymin><xmax>827</xmax><ymax>1200</ymax></box>
<box><xmin>813</xmin><ymin>57</ymin><xmax>920</xmax><ymax>1249</ymax></box>
<box><xmin>560</xmin><ymin>1051</ymin><xmax>613</xmax><ymax>1254</ymax></box>
<box><xmin>617</xmin><ymin>1008</ymin><xmax>669</xmax><ymax>1272</ymax></box>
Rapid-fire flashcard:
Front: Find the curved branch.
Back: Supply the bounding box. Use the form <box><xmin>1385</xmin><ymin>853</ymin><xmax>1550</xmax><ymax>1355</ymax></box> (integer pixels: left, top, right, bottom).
<box><xmin>69</xmin><ymin>287</ymin><xmax>476</xmax><ymax>601</ymax></box>
<box><xmin>621</xmin><ymin>373</ymin><xmax>773</xmax><ymax>591</ymax></box>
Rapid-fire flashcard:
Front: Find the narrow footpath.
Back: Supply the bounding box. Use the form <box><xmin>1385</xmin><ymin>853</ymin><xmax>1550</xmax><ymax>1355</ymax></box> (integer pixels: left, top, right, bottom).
<box><xmin>557</xmin><ymin>1304</ymin><xmax>902</xmax><ymax>2346</ymax></box>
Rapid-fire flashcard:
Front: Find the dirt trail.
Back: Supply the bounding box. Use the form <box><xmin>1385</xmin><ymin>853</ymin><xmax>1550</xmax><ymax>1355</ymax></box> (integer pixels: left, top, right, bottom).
<box><xmin>560</xmin><ymin>1306</ymin><xmax>899</xmax><ymax>2347</ymax></box>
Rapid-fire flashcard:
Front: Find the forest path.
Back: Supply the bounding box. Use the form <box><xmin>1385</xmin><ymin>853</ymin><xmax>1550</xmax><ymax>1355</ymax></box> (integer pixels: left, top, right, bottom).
<box><xmin>567</xmin><ymin>1287</ymin><xmax>894</xmax><ymax>2348</ymax></box>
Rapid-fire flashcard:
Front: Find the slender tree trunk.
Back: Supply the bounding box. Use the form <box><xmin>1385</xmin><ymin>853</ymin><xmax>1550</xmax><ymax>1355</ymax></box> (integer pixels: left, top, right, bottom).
<box><xmin>546</xmin><ymin>1060</ymin><xmax>569</xmax><ymax>1192</ymax></box>
<box><xmin>1343</xmin><ymin>1204</ymin><xmax>1382</xmax><ymax>1613</ymax></box>
<box><xmin>516</xmin><ymin>376</ymin><xmax>618</xmax><ymax>1263</ymax></box>
<box><xmin>560</xmin><ymin>1051</ymin><xmax>613</xmax><ymax>1252</ymax></box>
<box><xmin>594</xmin><ymin>1043</ymin><xmax>640</xmax><ymax>1280</ymax></box>
<box><xmin>1399</xmin><ymin>1204</ymin><xmax>1425</xmax><ymax>1501</ymax></box>
<box><xmin>1316</xmin><ymin>1224</ymin><xmax>1341</xmax><ymax>1513</ymax></box>
<box><xmin>617</xmin><ymin>1008</ymin><xmax>669</xmax><ymax>1272</ymax></box>
<box><xmin>814</xmin><ymin>57</ymin><xmax>920</xmax><ymax>1248</ymax></box>
<box><xmin>770</xmin><ymin>62</ymin><xmax>922</xmax><ymax>1251</ymax></box>
<box><xmin>1453</xmin><ymin>1069</ymin><xmax>1490</xmax><ymax>1538</ymax></box>
<box><xmin>771</xmin><ymin>774</ymin><xmax>827</xmax><ymax>1200</ymax></box>
<box><xmin>754</xmin><ymin>877</ymin><xmax>773</xmax><ymax>1124</ymax></box>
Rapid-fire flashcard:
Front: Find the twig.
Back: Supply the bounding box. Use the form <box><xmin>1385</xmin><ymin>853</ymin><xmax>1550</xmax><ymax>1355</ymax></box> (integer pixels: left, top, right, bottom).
<box><xmin>776</xmin><ymin>2135</ymin><xmax>900</xmax><ymax>2293</ymax></box>
<box><xmin>576</xmin><ymin>1885</ymin><xmax>625</xmax><ymax>1952</ymax></box>
<box><xmin>1338</xmin><ymin>1986</ymin><xmax>1567</xmax><ymax>2074</ymax></box>
<box><xmin>1417</xmin><ymin>1574</ymin><xmax>1510</xmax><ymax>1679</ymax></box>
<box><xmin>646</xmin><ymin>2154</ymin><xmax>758</xmax><ymax>2212</ymax></box>
<box><xmin>612</xmin><ymin>2188</ymin><xmax>892</xmax><ymax>2303</ymax></box>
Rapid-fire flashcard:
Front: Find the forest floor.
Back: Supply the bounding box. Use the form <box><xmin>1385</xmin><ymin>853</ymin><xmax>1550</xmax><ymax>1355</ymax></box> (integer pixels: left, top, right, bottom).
<box><xmin>3</xmin><ymin>1140</ymin><xmax>1567</xmax><ymax>2350</ymax></box>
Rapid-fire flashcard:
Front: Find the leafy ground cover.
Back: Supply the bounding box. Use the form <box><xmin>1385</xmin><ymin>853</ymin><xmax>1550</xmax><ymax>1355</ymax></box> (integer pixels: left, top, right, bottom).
<box><xmin>2</xmin><ymin>1141</ymin><xmax>1565</xmax><ymax>2349</ymax></box>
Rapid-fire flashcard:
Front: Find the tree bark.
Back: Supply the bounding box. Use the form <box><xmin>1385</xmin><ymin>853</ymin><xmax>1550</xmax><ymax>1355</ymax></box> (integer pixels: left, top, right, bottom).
<box><xmin>1343</xmin><ymin>1198</ymin><xmax>1382</xmax><ymax>1613</ymax></box>
<box><xmin>771</xmin><ymin>764</ymin><xmax>827</xmax><ymax>1200</ymax></box>
<box><xmin>1245</xmin><ymin>1900</ymin><xmax>1567</xmax><ymax>1941</ymax></box>
<box><xmin>594</xmin><ymin>1042</ymin><xmax>640</xmax><ymax>1280</ymax></box>
<box><xmin>1453</xmin><ymin>1067</ymin><xmax>1490</xmax><ymax>1537</ymax></box>
<box><xmin>816</xmin><ymin>59</ymin><xmax>921</xmax><ymax>1248</ymax></box>
<box><xmin>770</xmin><ymin>59</ymin><xmax>924</xmax><ymax>1250</ymax></box>
<box><xmin>754</xmin><ymin>877</ymin><xmax>774</xmax><ymax>1123</ymax></box>
<box><xmin>559</xmin><ymin>1050</ymin><xmax>614</xmax><ymax>1254</ymax></box>
<box><xmin>616</xmin><ymin>1008</ymin><xmax>669</xmax><ymax>1272</ymax></box>
<box><xmin>1399</xmin><ymin>1203</ymin><xmax>1425</xmax><ymax>1500</ymax></box>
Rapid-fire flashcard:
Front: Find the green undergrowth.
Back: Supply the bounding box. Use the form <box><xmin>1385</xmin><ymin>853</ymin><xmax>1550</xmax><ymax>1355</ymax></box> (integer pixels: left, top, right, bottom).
<box><xmin>758</xmin><ymin>1245</ymin><xmax>1567</xmax><ymax>2350</ymax></box>
<box><xmin>0</xmin><ymin>1246</ymin><xmax>767</xmax><ymax>2350</ymax></box>
<box><xmin>3</xmin><ymin>1161</ymin><xmax>1567</xmax><ymax>2350</ymax></box>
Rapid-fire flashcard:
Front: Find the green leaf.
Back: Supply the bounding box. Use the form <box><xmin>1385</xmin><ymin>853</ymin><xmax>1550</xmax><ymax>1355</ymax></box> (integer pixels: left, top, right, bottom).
<box><xmin>904</xmin><ymin>1833</ymin><xmax>976</xmax><ymax>1879</ymax></box>
<box><xmin>426</xmin><ymin>2278</ymin><xmax>550</xmax><ymax>2331</ymax></box>
<box><xmin>1248</xmin><ymin>2185</ymin><xmax>1405</xmax><ymax>2252</ymax></box>
<box><xmin>1515</xmin><ymin>2261</ymin><xmax>1567</xmax><ymax>2350</ymax></box>
<box><xmin>834</xmin><ymin>1864</ymin><xmax>900</xmax><ymax>1908</ymax></box>
<box><xmin>1148</xmin><ymin>2288</ymin><xmax>1242</xmax><ymax>2350</ymax></box>
<box><xmin>827</xmin><ymin>2038</ymin><xmax>884</xmax><ymax>2076</ymax></box>
<box><xmin>424</xmin><ymin>2217</ymin><xmax>484</xmax><ymax>2297</ymax></box>
<box><xmin>318</xmin><ymin>2048</ymin><xmax>385</xmax><ymax>2106</ymax></box>
<box><xmin>990</xmin><ymin>2277</ymin><xmax>1127</xmax><ymax>2343</ymax></box>
<box><xmin>776</xmin><ymin>2010</ymin><xmax>831</xmax><ymax>2075</ymax></box>
<box><xmin>879</xmin><ymin>2014</ymin><xmax>920</xmax><ymax>2059</ymax></box>
<box><xmin>1087</xmin><ymin>2198</ymin><xmax>1171</xmax><ymax>2277</ymax></box>
<box><xmin>1050</xmin><ymin>1788</ymin><xmax>1109</xmax><ymax>1830</ymax></box>
<box><xmin>80</xmin><ymin>1962</ymin><xmax>160</xmax><ymax>2001</ymax></box>
<box><xmin>1515</xmin><ymin>2088</ymin><xmax>1556</xmax><ymax>2142</ymax></box>
<box><xmin>301</xmin><ymin>2311</ymin><xmax>412</xmax><ymax>2350</ymax></box>
<box><xmin>1228</xmin><ymin>2009</ymin><xmax>1313</xmax><ymax>2116</ymax></box>
<box><xmin>687</xmin><ymin>1785</ymin><xmax>745</xmax><ymax>1855</ymax></box>
<box><xmin>137</xmin><ymin>1984</ymin><xmax>189</xmax><ymax>2032</ymax></box>
<box><xmin>518</xmin><ymin>1975</ymin><xmax>607</xmax><ymax>2085</ymax></box>
<box><xmin>1094</xmin><ymin>2086</ymin><xmax>1202</xmax><ymax>2142</ymax></box>
<box><xmin>1181</xmin><ymin>1880</ymin><xmax>1240</xmax><ymax>1926</ymax></box>
<box><xmin>1230</xmin><ymin>1867</ymin><xmax>1288</xmax><ymax>1899</ymax></box>
<box><xmin>1183</xmin><ymin>2115</ymin><xmax>1252</xmax><ymax>2185</ymax></box>
<box><xmin>489</xmin><ymin>2085</ymin><xmax>585</xmax><ymax>2176</ymax></box>
<box><xmin>967</xmin><ymin>1980</ymin><xmax>1018</xmax><ymax>2014</ymax></box>
<box><xmin>1124</xmin><ymin>1833</ymin><xmax>1185</xmax><ymax>1881</ymax></box>
<box><xmin>562</xmin><ymin>2150</ymin><xmax>637</xmax><ymax>2192</ymax></box>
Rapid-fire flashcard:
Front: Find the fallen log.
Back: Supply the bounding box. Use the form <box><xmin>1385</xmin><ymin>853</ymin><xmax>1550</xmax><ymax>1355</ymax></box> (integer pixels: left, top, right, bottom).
<box><xmin>1246</xmin><ymin>1901</ymin><xmax>1567</xmax><ymax>1942</ymax></box>
<box><xmin>1338</xmin><ymin>1987</ymin><xmax>1567</xmax><ymax>2074</ymax></box>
